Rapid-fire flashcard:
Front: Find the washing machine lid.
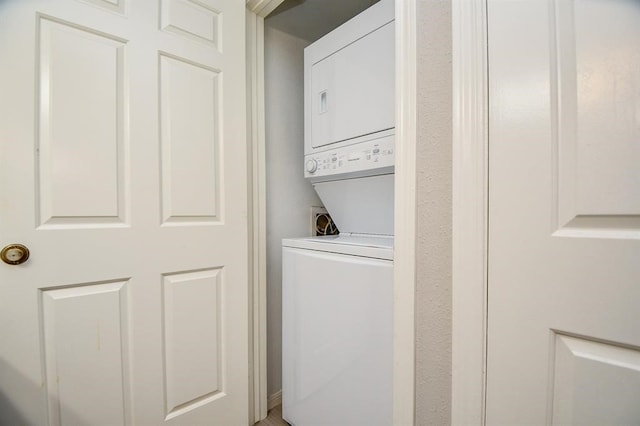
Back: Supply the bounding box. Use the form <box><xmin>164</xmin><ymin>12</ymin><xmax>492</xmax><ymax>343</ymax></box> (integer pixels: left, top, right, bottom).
<box><xmin>282</xmin><ymin>235</ymin><xmax>393</xmax><ymax>260</ymax></box>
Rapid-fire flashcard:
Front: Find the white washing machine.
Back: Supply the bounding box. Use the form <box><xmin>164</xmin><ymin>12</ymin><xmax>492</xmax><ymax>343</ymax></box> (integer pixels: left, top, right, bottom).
<box><xmin>282</xmin><ymin>1</ymin><xmax>395</xmax><ymax>424</ymax></box>
<box><xmin>282</xmin><ymin>235</ymin><xmax>393</xmax><ymax>426</ymax></box>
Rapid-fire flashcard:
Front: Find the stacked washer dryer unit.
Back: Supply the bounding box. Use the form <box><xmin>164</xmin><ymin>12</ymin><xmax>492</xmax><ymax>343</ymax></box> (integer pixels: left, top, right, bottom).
<box><xmin>282</xmin><ymin>1</ymin><xmax>395</xmax><ymax>425</ymax></box>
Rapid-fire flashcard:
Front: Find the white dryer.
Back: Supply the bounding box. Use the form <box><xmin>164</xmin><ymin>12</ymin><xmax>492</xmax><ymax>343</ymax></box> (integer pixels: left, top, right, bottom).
<box><xmin>282</xmin><ymin>0</ymin><xmax>395</xmax><ymax>424</ymax></box>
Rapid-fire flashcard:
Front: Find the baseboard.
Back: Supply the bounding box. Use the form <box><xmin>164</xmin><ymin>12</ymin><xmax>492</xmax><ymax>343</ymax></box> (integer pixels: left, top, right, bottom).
<box><xmin>267</xmin><ymin>390</ymin><xmax>282</xmax><ymax>410</ymax></box>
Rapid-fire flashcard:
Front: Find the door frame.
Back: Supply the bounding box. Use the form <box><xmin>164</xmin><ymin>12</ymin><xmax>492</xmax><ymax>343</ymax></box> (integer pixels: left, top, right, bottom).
<box><xmin>245</xmin><ymin>1</ymin><xmax>418</xmax><ymax>424</ymax></box>
<box><xmin>451</xmin><ymin>0</ymin><xmax>489</xmax><ymax>424</ymax></box>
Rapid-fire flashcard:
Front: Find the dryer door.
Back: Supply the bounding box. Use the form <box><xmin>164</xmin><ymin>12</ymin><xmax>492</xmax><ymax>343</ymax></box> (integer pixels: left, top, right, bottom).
<box><xmin>282</xmin><ymin>246</ymin><xmax>393</xmax><ymax>426</ymax></box>
<box><xmin>309</xmin><ymin>21</ymin><xmax>395</xmax><ymax>150</ymax></box>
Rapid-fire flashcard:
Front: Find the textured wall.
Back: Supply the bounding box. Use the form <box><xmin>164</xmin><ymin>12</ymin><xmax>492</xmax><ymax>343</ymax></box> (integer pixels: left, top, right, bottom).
<box><xmin>414</xmin><ymin>0</ymin><xmax>453</xmax><ymax>424</ymax></box>
<box><xmin>263</xmin><ymin>25</ymin><xmax>320</xmax><ymax>398</ymax></box>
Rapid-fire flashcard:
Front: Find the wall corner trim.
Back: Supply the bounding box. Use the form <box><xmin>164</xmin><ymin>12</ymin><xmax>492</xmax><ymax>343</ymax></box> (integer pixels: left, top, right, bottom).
<box><xmin>393</xmin><ymin>0</ymin><xmax>418</xmax><ymax>425</ymax></box>
<box><xmin>452</xmin><ymin>0</ymin><xmax>489</xmax><ymax>424</ymax></box>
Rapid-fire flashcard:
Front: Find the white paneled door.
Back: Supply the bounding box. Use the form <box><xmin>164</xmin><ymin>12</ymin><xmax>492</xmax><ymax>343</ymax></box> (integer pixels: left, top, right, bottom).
<box><xmin>0</xmin><ymin>0</ymin><xmax>248</xmax><ymax>424</ymax></box>
<box><xmin>488</xmin><ymin>0</ymin><xmax>640</xmax><ymax>424</ymax></box>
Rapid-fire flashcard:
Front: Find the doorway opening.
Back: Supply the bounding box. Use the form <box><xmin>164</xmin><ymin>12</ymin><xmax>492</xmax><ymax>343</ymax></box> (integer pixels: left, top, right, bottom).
<box><xmin>261</xmin><ymin>0</ymin><xmax>382</xmax><ymax>414</ymax></box>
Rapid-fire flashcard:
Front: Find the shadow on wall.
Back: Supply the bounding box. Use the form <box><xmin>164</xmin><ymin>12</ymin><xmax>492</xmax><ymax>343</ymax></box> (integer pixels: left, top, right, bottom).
<box><xmin>0</xmin><ymin>358</ymin><xmax>88</xmax><ymax>425</ymax></box>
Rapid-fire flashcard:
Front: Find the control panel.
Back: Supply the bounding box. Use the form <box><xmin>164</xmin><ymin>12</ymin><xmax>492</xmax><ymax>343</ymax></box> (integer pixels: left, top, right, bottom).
<box><xmin>304</xmin><ymin>135</ymin><xmax>394</xmax><ymax>181</ymax></box>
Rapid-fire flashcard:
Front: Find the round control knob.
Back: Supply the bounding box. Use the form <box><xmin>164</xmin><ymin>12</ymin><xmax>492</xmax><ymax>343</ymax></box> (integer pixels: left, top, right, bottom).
<box><xmin>305</xmin><ymin>159</ymin><xmax>318</xmax><ymax>173</ymax></box>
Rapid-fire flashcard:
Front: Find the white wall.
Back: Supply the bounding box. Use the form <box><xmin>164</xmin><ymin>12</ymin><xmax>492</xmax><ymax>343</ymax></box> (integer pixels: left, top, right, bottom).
<box><xmin>264</xmin><ymin>25</ymin><xmax>321</xmax><ymax>398</ymax></box>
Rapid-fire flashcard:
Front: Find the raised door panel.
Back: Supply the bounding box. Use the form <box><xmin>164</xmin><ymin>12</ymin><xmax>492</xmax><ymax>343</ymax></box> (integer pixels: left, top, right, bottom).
<box><xmin>551</xmin><ymin>334</ymin><xmax>640</xmax><ymax>425</ymax></box>
<box><xmin>37</xmin><ymin>17</ymin><xmax>129</xmax><ymax>228</ymax></box>
<box><xmin>162</xmin><ymin>269</ymin><xmax>223</xmax><ymax>419</ymax></box>
<box><xmin>159</xmin><ymin>54</ymin><xmax>220</xmax><ymax>225</ymax></box>
<box><xmin>161</xmin><ymin>0</ymin><xmax>221</xmax><ymax>48</ymax></box>
<box><xmin>41</xmin><ymin>280</ymin><xmax>130</xmax><ymax>426</ymax></box>
<box><xmin>554</xmin><ymin>0</ymin><xmax>640</xmax><ymax>236</ymax></box>
<box><xmin>81</xmin><ymin>0</ymin><xmax>126</xmax><ymax>14</ymax></box>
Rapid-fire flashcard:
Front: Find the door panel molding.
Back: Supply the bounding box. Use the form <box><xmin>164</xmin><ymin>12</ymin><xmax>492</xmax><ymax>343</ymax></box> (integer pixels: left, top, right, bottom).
<box><xmin>550</xmin><ymin>331</ymin><xmax>640</xmax><ymax>424</ymax></box>
<box><xmin>159</xmin><ymin>52</ymin><xmax>222</xmax><ymax>225</ymax></box>
<box><xmin>36</xmin><ymin>16</ymin><xmax>129</xmax><ymax>228</ymax></box>
<box><xmin>161</xmin><ymin>0</ymin><xmax>222</xmax><ymax>48</ymax></box>
<box><xmin>162</xmin><ymin>268</ymin><xmax>224</xmax><ymax>419</ymax></box>
<box><xmin>550</xmin><ymin>0</ymin><xmax>640</xmax><ymax>240</ymax></box>
<box><xmin>40</xmin><ymin>279</ymin><xmax>131</xmax><ymax>426</ymax></box>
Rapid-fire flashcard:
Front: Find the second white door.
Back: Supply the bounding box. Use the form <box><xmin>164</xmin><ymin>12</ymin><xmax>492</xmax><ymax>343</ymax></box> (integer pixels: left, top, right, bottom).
<box><xmin>487</xmin><ymin>0</ymin><xmax>640</xmax><ymax>423</ymax></box>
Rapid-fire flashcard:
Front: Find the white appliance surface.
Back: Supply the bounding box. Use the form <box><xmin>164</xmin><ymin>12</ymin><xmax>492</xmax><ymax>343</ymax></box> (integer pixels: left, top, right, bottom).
<box><xmin>302</xmin><ymin>0</ymin><xmax>395</xmax><ymax>236</ymax></box>
<box><xmin>304</xmin><ymin>133</ymin><xmax>394</xmax><ymax>182</ymax></box>
<box><xmin>282</xmin><ymin>236</ymin><xmax>393</xmax><ymax>426</ymax></box>
<box><xmin>283</xmin><ymin>234</ymin><xmax>393</xmax><ymax>259</ymax></box>
<box><xmin>312</xmin><ymin>174</ymin><xmax>394</xmax><ymax>235</ymax></box>
<box><xmin>304</xmin><ymin>0</ymin><xmax>395</xmax><ymax>165</ymax></box>
<box><xmin>307</xmin><ymin>19</ymin><xmax>395</xmax><ymax>151</ymax></box>
<box><xmin>282</xmin><ymin>2</ymin><xmax>394</xmax><ymax>425</ymax></box>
